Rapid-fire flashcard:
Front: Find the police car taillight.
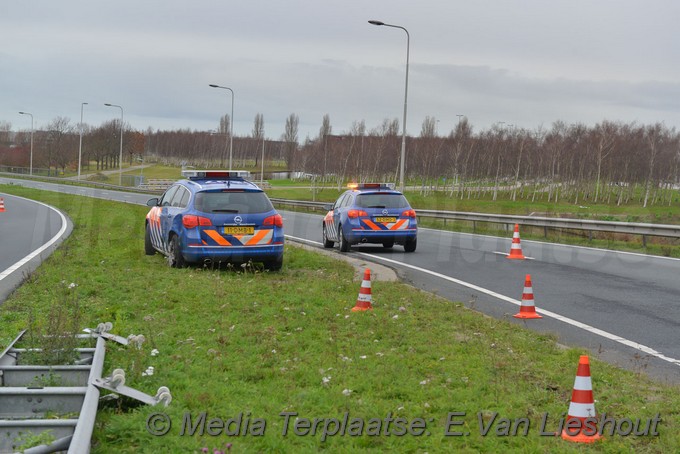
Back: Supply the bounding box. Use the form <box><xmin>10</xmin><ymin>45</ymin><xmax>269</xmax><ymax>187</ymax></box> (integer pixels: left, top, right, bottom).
<box><xmin>401</xmin><ymin>209</ymin><xmax>417</xmax><ymax>218</ymax></box>
<box><xmin>347</xmin><ymin>209</ymin><xmax>368</xmax><ymax>218</ymax></box>
<box><xmin>182</xmin><ymin>215</ymin><xmax>212</xmax><ymax>228</ymax></box>
<box><xmin>263</xmin><ymin>214</ymin><xmax>283</xmax><ymax>228</ymax></box>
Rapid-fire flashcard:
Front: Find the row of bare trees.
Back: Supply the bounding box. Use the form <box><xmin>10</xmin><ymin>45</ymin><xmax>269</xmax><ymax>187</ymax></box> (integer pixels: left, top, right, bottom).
<box><xmin>2</xmin><ymin>112</ymin><xmax>679</xmax><ymax>207</ymax></box>
<box><xmin>299</xmin><ymin>117</ymin><xmax>680</xmax><ymax>207</ymax></box>
<box><xmin>3</xmin><ymin>117</ymin><xmax>144</xmax><ymax>175</ymax></box>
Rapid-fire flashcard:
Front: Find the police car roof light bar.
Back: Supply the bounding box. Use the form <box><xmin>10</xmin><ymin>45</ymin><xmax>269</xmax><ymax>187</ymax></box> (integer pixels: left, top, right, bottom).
<box><xmin>181</xmin><ymin>170</ymin><xmax>251</xmax><ymax>180</ymax></box>
<box><xmin>347</xmin><ymin>182</ymin><xmax>395</xmax><ymax>190</ymax></box>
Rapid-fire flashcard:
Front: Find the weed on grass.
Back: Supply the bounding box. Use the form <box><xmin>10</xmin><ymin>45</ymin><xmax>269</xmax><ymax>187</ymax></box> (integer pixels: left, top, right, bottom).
<box><xmin>0</xmin><ymin>185</ymin><xmax>678</xmax><ymax>453</ymax></box>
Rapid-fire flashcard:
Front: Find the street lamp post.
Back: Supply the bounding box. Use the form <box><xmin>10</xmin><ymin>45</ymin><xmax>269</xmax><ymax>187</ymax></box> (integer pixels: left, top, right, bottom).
<box><xmin>18</xmin><ymin>111</ymin><xmax>34</xmax><ymax>175</ymax></box>
<box><xmin>104</xmin><ymin>103</ymin><xmax>124</xmax><ymax>185</ymax></box>
<box><xmin>369</xmin><ymin>19</ymin><xmax>410</xmax><ymax>193</ymax></box>
<box><xmin>209</xmin><ymin>84</ymin><xmax>234</xmax><ymax>170</ymax></box>
<box><xmin>78</xmin><ymin>102</ymin><xmax>88</xmax><ymax>180</ymax></box>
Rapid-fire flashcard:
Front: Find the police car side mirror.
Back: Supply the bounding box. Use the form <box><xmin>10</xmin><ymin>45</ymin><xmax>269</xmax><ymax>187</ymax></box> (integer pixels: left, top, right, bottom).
<box><xmin>323</xmin><ymin>204</ymin><xmax>332</xmax><ymax>211</ymax></box>
<box><xmin>146</xmin><ymin>198</ymin><xmax>159</xmax><ymax>207</ymax></box>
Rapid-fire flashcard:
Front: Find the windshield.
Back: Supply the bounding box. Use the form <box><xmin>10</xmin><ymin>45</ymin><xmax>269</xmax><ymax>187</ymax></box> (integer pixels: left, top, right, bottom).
<box><xmin>195</xmin><ymin>191</ymin><xmax>274</xmax><ymax>214</ymax></box>
<box><xmin>355</xmin><ymin>193</ymin><xmax>409</xmax><ymax>209</ymax></box>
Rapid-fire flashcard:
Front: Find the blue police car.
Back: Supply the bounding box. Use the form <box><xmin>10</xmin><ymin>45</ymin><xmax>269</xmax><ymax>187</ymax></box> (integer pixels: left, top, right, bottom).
<box><xmin>145</xmin><ymin>170</ymin><xmax>284</xmax><ymax>270</ymax></box>
<box><xmin>322</xmin><ymin>183</ymin><xmax>417</xmax><ymax>252</ymax></box>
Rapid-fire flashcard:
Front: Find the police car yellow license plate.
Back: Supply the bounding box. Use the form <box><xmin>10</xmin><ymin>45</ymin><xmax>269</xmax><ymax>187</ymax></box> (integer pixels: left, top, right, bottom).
<box><xmin>375</xmin><ymin>217</ymin><xmax>396</xmax><ymax>223</ymax></box>
<box><xmin>224</xmin><ymin>226</ymin><xmax>255</xmax><ymax>235</ymax></box>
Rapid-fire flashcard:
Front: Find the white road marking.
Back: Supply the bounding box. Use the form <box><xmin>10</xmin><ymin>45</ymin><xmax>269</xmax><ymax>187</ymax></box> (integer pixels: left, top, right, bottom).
<box><xmin>285</xmin><ymin>234</ymin><xmax>680</xmax><ymax>368</ymax></box>
<box><xmin>0</xmin><ymin>197</ymin><xmax>68</xmax><ymax>283</ymax></box>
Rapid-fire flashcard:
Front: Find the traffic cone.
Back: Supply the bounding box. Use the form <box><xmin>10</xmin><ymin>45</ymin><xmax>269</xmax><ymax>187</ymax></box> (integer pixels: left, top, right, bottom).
<box><xmin>351</xmin><ymin>269</ymin><xmax>373</xmax><ymax>312</ymax></box>
<box><xmin>513</xmin><ymin>274</ymin><xmax>542</xmax><ymax>319</ymax></box>
<box><xmin>506</xmin><ymin>224</ymin><xmax>525</xmax><ymax>259</ymax></box>
<box><xmin>0</xmin><ymin>198</ymin><xmax>4</xmax><ymax>212</ymax></box>
<box><xmin>561</xmin><ymin>355</ymin><xmax>602</xmax><ymax>443</ymax></box>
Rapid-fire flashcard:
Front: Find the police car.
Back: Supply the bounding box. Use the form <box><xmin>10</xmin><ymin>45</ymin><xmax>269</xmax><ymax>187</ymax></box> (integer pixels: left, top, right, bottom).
<box><xmin>322</xmin><ymin>183</ymin><xmax>417</xmax><ymax>252</ymax></box>
<box><xmin>145</xmin><ymin>170</ymin><xmax>284</xmax><ymax>270</ymax></box>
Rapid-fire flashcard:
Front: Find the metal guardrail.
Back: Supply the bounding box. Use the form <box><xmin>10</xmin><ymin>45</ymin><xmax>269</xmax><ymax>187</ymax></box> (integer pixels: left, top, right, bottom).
<box><xmin>0</xmin><ymin>172</ymin><xmax>164</xmax><ymax>194</ymax></box>
<box><xmin>1</xmin><ymin>174</ymin><xmax>678</xmax><ymax>240</ymax></box>
<box><xmin>270</xmin><ymin>198</ymin><xmax>680</xmax><ymax>239</ymax></box>
<box><xmin>0</xmin><ymin>323</ymin><xmax>171</xmax><ymax>453</ymax></box>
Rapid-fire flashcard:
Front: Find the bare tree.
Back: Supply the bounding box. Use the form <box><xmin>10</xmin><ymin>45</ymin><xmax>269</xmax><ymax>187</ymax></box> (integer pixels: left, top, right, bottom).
<box><xmin>219</xmin><ymin>114</ymin><xmax>230</xmax><ymax>135</ymax></box>
<box><xmin>420</xmin><ymin>116</ymin><xmax>437</xmax><ymax>138</ymax></box>
<box><xmin>283</xmin><ymin>113</ymin><xmax>299</xmax><ymax>171</ymax></box>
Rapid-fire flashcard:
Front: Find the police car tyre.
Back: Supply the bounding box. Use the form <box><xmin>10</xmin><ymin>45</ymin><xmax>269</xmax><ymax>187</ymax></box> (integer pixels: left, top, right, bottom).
<box><xmin>382</xmin><ymin>241</ymin><xmax>394</xmax><ymax>249</ymax></box>
<box><xmin>322</xmin><ymin>225</ymin><xmax>334</xmax><ymax>248</ymax></box>
<box><xmin>265</xmin><ymin>257</ymin><xmax>283</xmax><ymax>271</ymax></box>
<box><xmin>404</xmin><ymin>237</ymin><xmax>417</xmax><ymax>253</ymax></box>
<box><xmin>339</xmin><ymin>226</ymin><xmax>350</xmax><ymax>252</ymax></box>
<box><xmin>144</xmin><ymin>223</ymin><xmax>155</xmax><ymax>255</ymax></box>
<box><xmin>168</xmin><ymin>235</ymin><xmax>186</xmax><ymax>268</ymax></box>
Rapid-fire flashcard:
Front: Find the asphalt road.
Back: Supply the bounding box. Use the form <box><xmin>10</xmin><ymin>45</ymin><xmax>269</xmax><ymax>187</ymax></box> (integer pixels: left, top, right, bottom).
<box><xmin>0</xmin><ymin>191</ymin><xmax>71</xmax><ymax>304</ymax></box>
<box><xmin>1</xmin><ymin>176</ymin><xmax>678</xmax><ymax>383</ymax></box>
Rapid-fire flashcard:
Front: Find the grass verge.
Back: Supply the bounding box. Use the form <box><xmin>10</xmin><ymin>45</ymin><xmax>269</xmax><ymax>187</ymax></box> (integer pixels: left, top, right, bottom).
<box><xmin>0</xmin><ymin>185</ymin><xmax>678</xmax><ymax>453</ymax></box>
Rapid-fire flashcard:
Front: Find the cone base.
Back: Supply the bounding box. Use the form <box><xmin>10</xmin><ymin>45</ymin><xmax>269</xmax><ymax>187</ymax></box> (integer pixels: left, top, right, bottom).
<box><xmin>506</xmin><ymin>254</ymin><xmax>525</xmax><ymax>260</ymax></box>
<box><xmin>351</xmin><ymin>306</ymin><xmax>372</xmax><ymax>312</ymax></box>
<box><xmin>560</xmin><ymin>429</ymin><xmax>602</xmax><ymax>443</ymax></box>
<box><xmin>513</xmin><ymin>312</ymin><xmax>542</xmax><ymax>319</ymax></box>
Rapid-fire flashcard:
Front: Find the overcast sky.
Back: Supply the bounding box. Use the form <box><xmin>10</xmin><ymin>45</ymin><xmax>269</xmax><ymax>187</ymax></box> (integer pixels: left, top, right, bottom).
<box><xmin>2</xmin><ymin>1</ymin><xmax>679</xmax><ymax>141</ymax></box>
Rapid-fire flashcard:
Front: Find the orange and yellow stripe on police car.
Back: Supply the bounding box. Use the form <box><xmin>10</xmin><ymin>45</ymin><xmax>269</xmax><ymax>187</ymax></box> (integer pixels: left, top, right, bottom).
<box><xmin>362</xmin><ymin>219</ymin><xmax>382</xmax><ymax>230</ymax></box>
<box><xmin>389</xmin><ymin>219</ymin><xmax>408</xmax><ymax>230</ymax></box>
<box><xmin>205</xmin><ymin>229</ymin><xmax>232</xmax><ymax>246</ymax></box>
<box><xmin>245</xmin><ymin>229</ymin><xmax>272</xmax><ymax>246</ymax></box>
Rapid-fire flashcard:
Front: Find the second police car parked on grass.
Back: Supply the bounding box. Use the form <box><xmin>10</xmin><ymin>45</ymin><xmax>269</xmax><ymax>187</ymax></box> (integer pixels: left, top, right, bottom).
<box><xmin>145</xmin><ymin>170</ymin><xmax>284</xmax><ymax>270</ymax></box>
<box><xmin>322</xmin><ymin>183</ymin><xmax>417</xmax><ymax>252</ymax></box>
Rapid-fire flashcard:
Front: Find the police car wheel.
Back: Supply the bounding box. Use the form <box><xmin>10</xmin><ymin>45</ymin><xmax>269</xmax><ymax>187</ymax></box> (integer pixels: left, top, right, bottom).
<box><xmin>322</xmin><ymin>226</ymin><xmax>334</xmax><ymax>248</ymax></box>
<box><xmin>144</xmin><ymin>224</ymin><xmax>155</xmax><ymax>255</ymax></box>
<box><xmin>168</xmin><ymin>235</ymin><xmax>186</xmax><ymax>268</ymax></box>
<box><xmin>265</xmin><ymin>257</ymin><xmax>283</xmax><ymax>272</ymax></box>
<box><xmin>404</xmin><ymin>237</ymin><xmax>417</xmax><ymax>253</ymax></box>
<box><xmin>339</xmin><ymin>226</ymin><xmax>350</xmax><ymax>252</ymax></box>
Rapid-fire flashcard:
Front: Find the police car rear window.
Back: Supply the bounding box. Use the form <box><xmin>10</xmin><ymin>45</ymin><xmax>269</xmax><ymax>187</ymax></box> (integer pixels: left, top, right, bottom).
<box><xmin>195</xmin><ymin>191</ymin><xmax>274</xmax><ymax>214</ymax></box>
<box><xmin>355</xmin><ymin>193</ymin><xmax>409</xmax><ymax>209</ymax></box>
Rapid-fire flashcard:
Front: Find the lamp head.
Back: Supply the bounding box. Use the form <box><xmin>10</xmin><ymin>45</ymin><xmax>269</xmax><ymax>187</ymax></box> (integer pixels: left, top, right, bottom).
<box><xmin>368</xmin><ymin>20</ymin><xmax>385</xmax><ymax>26</ymax></box>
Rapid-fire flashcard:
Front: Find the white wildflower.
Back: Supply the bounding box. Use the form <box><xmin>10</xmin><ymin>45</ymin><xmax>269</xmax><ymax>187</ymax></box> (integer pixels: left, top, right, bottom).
<box><xmin>342</xmin><ymin>389</ymin><xmax>352</xmax><ymax>396</ymax></box>
<box><xmin>151</xmin><ymin>349</ymin><xmax>159</xmax><ymax>357</ymax></box>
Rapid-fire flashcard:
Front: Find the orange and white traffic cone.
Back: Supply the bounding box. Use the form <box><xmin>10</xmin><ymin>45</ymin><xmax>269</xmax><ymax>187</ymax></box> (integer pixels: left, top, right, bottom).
<box><xmin>0</xmin><ymin>198</ymin><xmax>5</xmax><ymax>212</ymax></box>
<box><xmin>351</xmin><ymin>269</ymin><xmax>373</xmax><ymax>312</ymax></box>
<box><xmin>561</xmin><ymin>355</ymin><xmax>602</xmax><ymax>443</ymax></box>
<box><xmin>513</xmin><ymin>274</ymin><xmax>542</xmax><ymax>319</ymax></box>
<box><xmin>506</xmin><ymin>224</ymin><xmax>525</xmax><ymax>259</ymax></box>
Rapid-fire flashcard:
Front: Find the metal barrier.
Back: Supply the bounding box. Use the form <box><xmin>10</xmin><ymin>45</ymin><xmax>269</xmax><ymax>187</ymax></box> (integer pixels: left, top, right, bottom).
<box><xmin>0</xmin><ymin>323</ymin><xmax>171</xmax><ymax>453</ymax></box>
<box><xmin>270</xmin><ymin>198</ymin><xmax>680</xmax><ymax>240</ymax></box>
<box><xmin>1</xmin><ymin>173</ymin><xmax>678</xmax><ymax>240</ymax></box>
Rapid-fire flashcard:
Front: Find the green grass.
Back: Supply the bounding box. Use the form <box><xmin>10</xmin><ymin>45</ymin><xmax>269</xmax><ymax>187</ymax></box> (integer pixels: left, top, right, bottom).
<box><xmin>0</xmin><ymin>184</ymin><xmax>678</xmax><ymax>453</ymax></box>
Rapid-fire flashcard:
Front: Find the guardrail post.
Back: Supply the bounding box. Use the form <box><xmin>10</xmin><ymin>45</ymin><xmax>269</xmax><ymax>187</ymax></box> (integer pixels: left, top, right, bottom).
<box><xmin>642</xmin><ymin>235</ymin><xmax>647</xmax><ymax>247</ymax></box>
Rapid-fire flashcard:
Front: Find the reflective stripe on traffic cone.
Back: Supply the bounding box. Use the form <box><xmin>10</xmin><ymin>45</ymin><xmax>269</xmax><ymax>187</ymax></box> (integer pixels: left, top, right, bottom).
<box><xmin>506</xmin><ymin>224</ymin><xmax>525</xmax><ymax>259</ymax></box>
<box><xmin>561</xmin><ymin>355</ymin><xmax>602</xmax><ymax>443</ymax></box>
<box><xmin>513</xmin><ymin>274</ymin><xmax>542</xmax><ymax>319</ymax></box>
<box><xmin>0</xmin><ymin>198</ymin><xmax>5</xmax><ymax>212</ymax></box>
<box><xmin>351</xmin><ymin>269</ymin><xmax>373</xmax><ymax>312</ymax></box>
